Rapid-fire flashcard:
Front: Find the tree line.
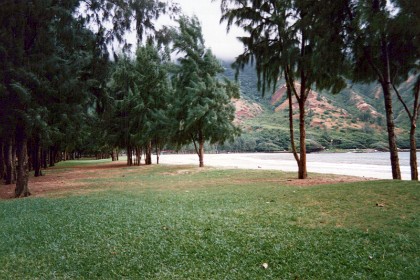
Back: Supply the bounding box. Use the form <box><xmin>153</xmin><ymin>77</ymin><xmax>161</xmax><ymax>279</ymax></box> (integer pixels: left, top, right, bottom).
<box><xmin>0</xmin><ymin>0</ymin><xmax>418</xmax><ymax>199</ymax></box>
<box><xmin>219</xmin><ymin>0</ymin><xmax>419</xmax><ymax>180</ymax></box>
<box><xmin>0</xmin><ymin>1</ymin><xmax>239</xmax><ymax>197</ymax></box>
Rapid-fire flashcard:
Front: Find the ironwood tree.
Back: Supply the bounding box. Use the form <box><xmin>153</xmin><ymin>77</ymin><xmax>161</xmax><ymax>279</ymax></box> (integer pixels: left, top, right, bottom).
<box><xmin>134</xmin><ymin>43</ymin><xmax>172</xmax><ymax>165</ymax></box>
<box><xmin>219</xmin><ymin>0</ymin><xmax>350</xmax><ymax>178</ymax></box>
<box><xmin>0</xmin><ymin>1</ymin><xmax>98</xmax><ymax>196</ymax></box>
<box><xmin>348</xmin><ymin>0</ymin><xmax>419</xmax><ymax>180</ymax></box>
<box><xmin>0</xmin><ymin>0</ymin><xmax>174</xmax><ymax>197</ymax></box>
<box><xmin>107</xmin><ymin>43</ymin><xmax>171</xmax><ymax>166</ymax></box>
<box><xmin>171</xmin><ymin>16</ymin><xmax>240</xmax><ymax>167</ymax></box>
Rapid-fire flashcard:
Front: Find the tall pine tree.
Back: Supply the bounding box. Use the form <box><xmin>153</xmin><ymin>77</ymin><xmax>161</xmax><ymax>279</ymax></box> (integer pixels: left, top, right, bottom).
<box><xmin>171</xmin><ymin>16</ymin><xmax>240</xmax><ymax>167</ymax></box>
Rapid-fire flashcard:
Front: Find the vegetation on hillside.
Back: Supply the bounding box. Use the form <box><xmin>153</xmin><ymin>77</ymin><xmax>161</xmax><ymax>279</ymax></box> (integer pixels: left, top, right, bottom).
<box><xmin>222</xmin><ymin>63</ymin><xmax>420</xmax><ymax>154</ymax></box>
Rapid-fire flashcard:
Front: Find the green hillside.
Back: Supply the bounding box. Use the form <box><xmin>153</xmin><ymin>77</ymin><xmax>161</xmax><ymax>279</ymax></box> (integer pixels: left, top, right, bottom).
<box><xmin>221</xmin><ymin>62</ymin><xmax>419</xmax><ymax>152</ymax></box>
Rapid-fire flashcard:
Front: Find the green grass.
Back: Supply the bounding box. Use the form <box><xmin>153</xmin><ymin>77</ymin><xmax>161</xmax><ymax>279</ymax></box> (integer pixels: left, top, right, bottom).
<box><xmin>0</xmin><ymin>161</ymin><xmax>419</xmax><ymax>279</ymax></box>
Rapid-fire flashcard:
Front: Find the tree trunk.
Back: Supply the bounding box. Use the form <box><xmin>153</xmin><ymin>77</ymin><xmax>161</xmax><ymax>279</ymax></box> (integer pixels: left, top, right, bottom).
<box><xmin>287</xmin><ymin>86</ymin><xmax>299</xmax><ymax>164</ymax></box>
<box><xmin>4</xmin><ymin>138</ymin><xmax>15</xmax><ymax>184</ymax></box>
<box><xmin>0</xmin><ymin>140</ymin><xmax>4</xmax><ymax>180</ymax></box>
<box><xmin>409</xmin><ymin>123</ymin><xmax>418</xmax><ymax>180</ymax></box>
<box><xmin>41</xmin><ymin>148</ymin><xmax>48</xmax><ymax>169</ymax></box>
<box><xmin>27</xmin><ymin>139</ymin><xmax>33</xmax><ymax>172</ymax></box>
<box><xmin>198</xmin><ymin>131</ymin><xmax>204</xmax><ymax>168</ymax></box>
<box><xmin>135</xmin><ymin>146</ymin><xmax>142</xmax><ymax>166</ymax></box>
<box><xmin>49</xmin><ymin>148</ymin><xmax>55</xmax><ymax>167</ymax></box>
<box><xmin>111</xmin><ymin>149</ymin><xmax>118</xmax><ymax>161</ymax></box>
<box><xmin>15</xmin><ymin>129</ymin><xmax>30</xmax><ymax>198</ymax></box>
<box><xmin>145</xmin><ymin>142</ymin><xmax>152</xmax><ymax>165</ymax></box>
<box><xmin>12</xmin><ymin>142</ymin><xmax>17</xmax><ymax>182</ymax></box>
<box><xmin>380</xmin><ymin>36</ymin><xmax>401</xmax><ymax>180</ymax></box>
<box><xmin>298</xmin><ymin>99</ymin><xmax>308</xmax><ymax>179</ymax></box>
<box><xmin>155</xmin><ymin>138</ymin><xmax>160</xmax><ymax>164</ymax></box>
<box><xmin>381</xmin><ymin>82</ymin><xmax>401</xmax><ymax>180</ymax></box>
<box><xmin>33</xmin><ymin>138</ymin><xmax>42</xmax><ymax>177</ymax></box>
<box><xmin>127</xmin><ymin>146</ymin><xmax>133</xmax><ymax>166</ymax></box>
<box><xmin>298</xmin><ymin>31</ymin><xmax>308</xmax><ymax>180</ymax></box>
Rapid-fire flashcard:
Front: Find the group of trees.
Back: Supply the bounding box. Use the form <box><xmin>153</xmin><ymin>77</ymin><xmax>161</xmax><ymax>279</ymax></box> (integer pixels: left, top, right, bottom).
<box><xmin>0</xmin><ymin>0</ymin><xmax>418</xmax><ymax>199</ymax></box>
<box><xmin>103</xmin><ymin>43</ymin><xmax>171</xmax><ymax>166</ymax></box>
<box><xmin>0</xmin><ymin>1</ymin><xmax>239</xmax><ymax>197</ymax></box>
<box><xmin>101</xmin><ymin>16</ymin><xmax>239</xmax><ymax>168</ymax></box>
<box><xmin>0</xmin><ymin>0</ymin><xmax>111</xmax><ymax>197</ymax></box>
<box><xmin>219</xmin><ymin>0</ymin><xmax>419</xmax><ymax>180</ymax></box>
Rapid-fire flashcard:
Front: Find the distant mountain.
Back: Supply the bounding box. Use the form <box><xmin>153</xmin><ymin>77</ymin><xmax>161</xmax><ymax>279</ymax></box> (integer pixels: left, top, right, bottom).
<box><xmin>220</xmin><ymin>61</ymin><xmax>419</xmax><ymax>152</ymax></box>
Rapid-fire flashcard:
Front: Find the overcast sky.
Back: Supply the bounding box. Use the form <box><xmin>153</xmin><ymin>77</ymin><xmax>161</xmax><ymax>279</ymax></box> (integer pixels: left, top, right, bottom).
<box><xmin>168</xmin><ymin>0</ymin><xmax>245</xmax><ymax>60</ymax></box>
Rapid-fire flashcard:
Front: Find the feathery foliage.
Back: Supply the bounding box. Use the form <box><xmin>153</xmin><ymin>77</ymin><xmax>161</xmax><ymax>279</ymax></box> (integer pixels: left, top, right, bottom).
<box><xmin>219</xmin><ymin>0</ymin><xmax>351</xmax><ymax>178</ymax></box>
<box><xmin>170</xmin><ymin>16</ymin><xmax>240</xmax><ymax>167</ymax></box>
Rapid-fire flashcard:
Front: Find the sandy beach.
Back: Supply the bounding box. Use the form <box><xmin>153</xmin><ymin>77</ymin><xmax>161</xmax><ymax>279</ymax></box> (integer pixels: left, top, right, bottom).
<box><xmin>160</xmin><ymin>152</ymin><xmax>413</xmax><ymax>180</ymax></box>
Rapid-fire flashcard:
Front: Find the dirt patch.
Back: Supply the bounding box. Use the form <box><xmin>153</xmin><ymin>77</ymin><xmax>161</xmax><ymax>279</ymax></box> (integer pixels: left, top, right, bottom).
<box><xmin>283</xmin><ymin>176</ymin><xmax>373</xmax><ymax>187</ymax></box>
<box><xmin>1</xmin><ymin>161</ymin><xmax>373</xmax><ymax>199</ymax></box>
<box><xmin>234</xmin><ymin>175</ymin><xmax>372</xmax><ymax>187</ymax></box>
<box><xmin>234</xmin><ymin>98</ymin><xmax>263</xmax><ymax>124</ymax></box>
<box><xmin>0</xmin><ymin>161</ymin><xmax>133</xmax><ymax>199</ymax></box>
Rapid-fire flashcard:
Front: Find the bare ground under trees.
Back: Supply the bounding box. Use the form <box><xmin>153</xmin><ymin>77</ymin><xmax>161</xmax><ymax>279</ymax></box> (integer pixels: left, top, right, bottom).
<box><xmin>0</xmin><ymin>161</ymin><xmax>373</xmax><ymax>199</ymax></box>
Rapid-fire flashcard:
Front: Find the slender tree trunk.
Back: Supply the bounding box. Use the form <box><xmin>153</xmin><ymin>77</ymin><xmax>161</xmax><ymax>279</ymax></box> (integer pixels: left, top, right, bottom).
<box><xmin>127</xmin><ymin>146</ymin><xmax>132</xmax><ymax>166</ymax></box>
<box><xmin>155</xmin><ymin>138</ymin><xmax>160</xmax><ymax>164</ymax></box>
<box><xmin>198</xmin><ymin>130</ymin><xmax>204</xmax><ymax>168</ymax></box>
<box><xmin>298</xmin><ymin>99</ymin><xmax>307</xmax><ymax>179</ymax></box>
<box><xmin>135</xmin><ymin>146</ymin><xmax>142</xmax><ymax>166</ymax></box>
<box><xmin>394</xmin><ymin>76</ymin><xmax>419</xmax><ymax>180</ymax></box>
<box><xmin>111</xmin><ymin>149</ymin><xmax>118</xmax><ymax>161</ymax></box>
<box><xmin>27</xmin><ymin>139</ymin><xmax>33</xmax><ymax>172</ymax></box>
<box><xmin>4</xmin><ymin>138</ymin><xmax>15</xmax><ymax>184</ymax></box>
<box><xmin>12</xmin><ymin>142</ymin><xmax>17</xmax><ymax>183</ymax></box>
<box><xmin>285</xmin><ymin>75</ymin><xmax>300</xmax><ymax>166</ymax></box>
<box><xmin>409</xmin><ymin>124</ymin><xmax>418</xmax><ymax>180</ymax></box>
<box><xmin>54</xmin><ymin>149</ymin><xmax>60</xmax><ymax>165</ymax></box>
<box><xmin>0</xmin><ymin>140</ymin><xmax>4</xmax><ymax>180</ymax></box>
<box><xmin>41</xmin><ymin>148</ymin><xmax>48</xmax><ymax>169</ymax></box>
<box><xmin>298</xmin><ymin>31</ymin><xmax>308</xmax><ymax>180</ymax></box>
<box><xmin>15</xmin><ymin>128</ymin><xmax>30</xmax><ymax>198</ymax></box>
<box><xmin>145</xmin><ymin>142</ymin><xmax>152</xmax><ymax>165</ymax></box>
<box><xmin>33</xmin><ymin>138</ymin><xmax>42</xmax><ymax>177</ymax></box>
<box><xmin>49</xmin><ymin>148</ymin><xmax>55</xmax><ymax>167</ymax></box>
<box><xmin>49</xmin><ymin>148</ymin><xmax>53</xmax><ymax>167</ymax></box>
<box><xmin>287</xmin><ymin>89</ymin><xmax>297</xmax><ymax>159</ymax></box>
<box><xmin>380</xmin><ymin>36</ymin><xmax>401</xmax><ymax>180</ymax></box>
<box><xmin>381</xmin><ymin>82</ymin><xmax>401</xmax><ymax>180</ymax></box>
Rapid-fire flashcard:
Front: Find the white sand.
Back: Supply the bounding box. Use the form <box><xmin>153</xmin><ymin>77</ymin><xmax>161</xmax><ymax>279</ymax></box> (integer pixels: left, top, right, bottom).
<box><xmin>159</xmin><ymin>152</ymin><xmax>412</xmax><ymax>180</ymax></box>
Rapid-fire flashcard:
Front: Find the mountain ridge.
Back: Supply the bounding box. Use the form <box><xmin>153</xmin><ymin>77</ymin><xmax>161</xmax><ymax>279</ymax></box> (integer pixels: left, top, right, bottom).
<box><xmin>221</xmin><ymin>61</ymin><xmax>419</xmax><ymax>152</ymax></box>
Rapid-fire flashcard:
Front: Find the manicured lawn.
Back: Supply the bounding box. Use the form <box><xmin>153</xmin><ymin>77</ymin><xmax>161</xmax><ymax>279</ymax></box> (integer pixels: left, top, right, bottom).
<box><xmin>0</xmin><ymin>160</ymin><xmax>418</xmax><ymax>279</ymax></box>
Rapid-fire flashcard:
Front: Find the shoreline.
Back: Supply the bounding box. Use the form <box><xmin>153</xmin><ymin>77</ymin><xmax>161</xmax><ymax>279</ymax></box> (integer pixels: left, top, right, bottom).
<box><xmin>159</xmin><ymin>152</ymin><xmax>415</xmax><ymax>180</ymax></box>
<box><xmin>163</xmin><ymin>148</ymin><xmax>418</xmax><ymax>155</ymax></box>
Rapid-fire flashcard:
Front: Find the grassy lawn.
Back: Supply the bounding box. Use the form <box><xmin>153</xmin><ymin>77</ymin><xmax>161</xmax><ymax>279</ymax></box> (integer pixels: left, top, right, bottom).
<box><xmin>0</xmin><ymin>160</ymin><xmax>419</xmax><ymax>279</ymax></box>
